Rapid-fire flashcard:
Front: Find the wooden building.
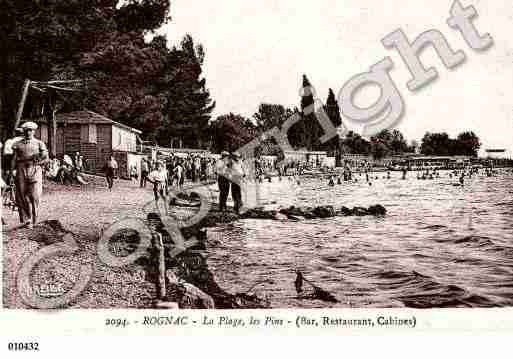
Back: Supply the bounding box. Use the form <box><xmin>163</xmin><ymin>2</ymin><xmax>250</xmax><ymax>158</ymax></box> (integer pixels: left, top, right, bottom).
<box><xmin>284</xmin><ymin>150</ymin><xmax>328</xmax><ymax>166</ymax></box>
<box><xmin>35</xmin><ymin>111</ymin><xmax>143</xmax><ymax>179</ymax></box>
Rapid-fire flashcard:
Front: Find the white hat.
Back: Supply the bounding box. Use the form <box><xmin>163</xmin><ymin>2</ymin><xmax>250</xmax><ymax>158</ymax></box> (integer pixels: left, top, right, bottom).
<box><xmin>232</xmin><ymin>152</ymin><xmax>242</xmax><ymax>159</ymax></box>
<box><xmin>221</xmin><ymin>151</ymin><xmax>229</xmax><ymax>157</ymax></box>
<box><xmin>21</xmin><ymin>121</ymin><xmax>38</xmax><ymax>130</ymax></box>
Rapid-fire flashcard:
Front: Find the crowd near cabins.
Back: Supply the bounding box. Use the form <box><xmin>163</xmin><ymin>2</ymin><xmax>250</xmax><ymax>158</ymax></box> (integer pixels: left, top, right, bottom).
<box><xmin>31</xmin><ymin>110</ymin><xmax>512</xmax><ymax>179</ymax></box>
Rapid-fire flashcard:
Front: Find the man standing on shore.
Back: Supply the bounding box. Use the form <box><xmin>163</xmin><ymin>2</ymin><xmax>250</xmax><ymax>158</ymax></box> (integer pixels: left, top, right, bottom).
<box><xmin>216</xmin><ymin>151</ymin><xmax>230</xmax><ymax>212</ymax></box>
<box><xmin>104</xmin><ymin>155</ymin><xmax>118</xmax><ymax>191</ymax></box>
<box><xmin>140</xmin><ymin>158</ymin><xmax>149</xmax><ymax>188</ymax></box>
<box><xmin>230</xmin><ymin>152</ymin><xmax>246</xmax><ymax>214</ymax></box>
<box><xmin>12</xmin><ymin>121</ymin><xmax>49</xmax><ymax>228</ymax></box>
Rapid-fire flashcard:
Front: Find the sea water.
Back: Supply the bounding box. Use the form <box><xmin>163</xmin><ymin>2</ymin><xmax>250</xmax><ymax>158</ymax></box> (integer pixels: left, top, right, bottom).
<box><xmin>206</xmin><ymin>169</ymin><xmax>513</xmax><ymax>308</ymax></box>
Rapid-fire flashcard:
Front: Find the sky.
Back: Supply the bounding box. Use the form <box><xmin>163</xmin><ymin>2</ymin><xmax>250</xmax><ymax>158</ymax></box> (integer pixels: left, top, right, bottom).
<box><xmin>156</xmin><ymin>0</ymin><xmax>513</xmax><ymax>156</ymax></box>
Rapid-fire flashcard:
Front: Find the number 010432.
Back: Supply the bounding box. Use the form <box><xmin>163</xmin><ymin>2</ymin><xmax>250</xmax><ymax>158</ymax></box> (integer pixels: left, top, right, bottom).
<box><xmin>8</xmin><ymin>342</ymin><xmax>39</xmax><ymax>351</ymax></box>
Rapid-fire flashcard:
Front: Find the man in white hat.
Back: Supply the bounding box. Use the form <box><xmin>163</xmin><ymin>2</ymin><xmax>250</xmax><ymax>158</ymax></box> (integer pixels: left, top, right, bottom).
<box><xmin>12</xmin><ymin>121</ymin><xmax>48</xmax><ymax>228</ymax></box>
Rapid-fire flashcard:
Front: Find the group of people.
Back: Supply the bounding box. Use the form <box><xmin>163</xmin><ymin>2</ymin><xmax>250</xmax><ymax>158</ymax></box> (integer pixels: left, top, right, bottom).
<box><xmin>138</xmin><ymin>154</ymin><xmax>217</xmax><ymax>189</ymax></box>
<box><xmin>259</xmin><ymin>159</ymin><xmax>312</xmax><ymax>178</ymax></box>
<box><xmin>323</xmin><ymin>164</ymin><xmax>505</xmax><ymax>188</ymax></box>
<box><xmin>46</xmin><ymin>152</ymin><xmax>87</xmax><ymax>185</ymax></box>
<box><xmin>136</xmin><ymin>151</ymin><xmax>246</xmax><ymax>215</ymax></box>
<box><xmin>138</xmin><ymin>157</ymin><xmax>183</xmax><ymax>195</ymax></box>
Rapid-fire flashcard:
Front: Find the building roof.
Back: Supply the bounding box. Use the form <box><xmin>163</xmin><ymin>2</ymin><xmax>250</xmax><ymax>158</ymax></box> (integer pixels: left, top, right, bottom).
<box><xmin>38</xmin><ymin>110</ymin><xmax>142</xmax><ymax>134</ymax></box>
<box><xmin>284</xmin><ymin>150</ymin><xmax>327</xmax><ymax>155</ymax></box>
<box><xmin>151</xmin><ymin>146</ymin><xmax>210</xmax><ymax>155</ymax></box>
<box><xmin>406</xmin><ymin>156</ymin><xmax>471</xmax><ymax>160</ymax></box>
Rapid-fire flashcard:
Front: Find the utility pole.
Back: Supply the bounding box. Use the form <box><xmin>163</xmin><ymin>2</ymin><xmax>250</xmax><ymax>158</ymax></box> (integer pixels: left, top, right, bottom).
<box><xmin>49</xmin><ymin>105</ymin><xmax>59</xmax><ymax>158</ymax></box>
<box><xmin>13</xmin><ymin>79</ymin><xmax>31</xmax><ymax>135</ymax></box>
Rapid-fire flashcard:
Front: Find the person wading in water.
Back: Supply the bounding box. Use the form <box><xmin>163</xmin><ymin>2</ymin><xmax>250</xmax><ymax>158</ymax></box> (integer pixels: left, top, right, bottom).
<box><xmin>12</xmin><ymin>121</ymin><xmax>49</xmax><ymax>228</ymax></box>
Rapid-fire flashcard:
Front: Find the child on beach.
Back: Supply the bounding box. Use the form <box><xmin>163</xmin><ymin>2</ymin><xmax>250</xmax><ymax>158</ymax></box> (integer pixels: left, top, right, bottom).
<box><xmin>174</xmin><ymin>161</ymin><xmax>185</xmax><ymax>189</ymax></box>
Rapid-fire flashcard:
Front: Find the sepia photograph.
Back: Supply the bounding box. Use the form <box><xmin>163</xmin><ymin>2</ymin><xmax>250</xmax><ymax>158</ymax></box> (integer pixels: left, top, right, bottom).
<box><xmin>1</xmin><ymin>0</ymin><xmax>512</xmax><ymax>314</ymax></box>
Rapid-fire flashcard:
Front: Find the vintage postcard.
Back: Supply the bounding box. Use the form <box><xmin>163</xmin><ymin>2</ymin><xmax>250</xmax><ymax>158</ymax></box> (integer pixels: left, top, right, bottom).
<box><xmin>1</xmin><ymin>0</ymin><xmax>513</xmax><ymax>354</ymax></box>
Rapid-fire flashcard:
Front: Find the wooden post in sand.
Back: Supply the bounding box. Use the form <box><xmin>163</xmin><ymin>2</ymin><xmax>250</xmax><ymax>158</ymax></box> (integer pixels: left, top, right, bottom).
<box><xmin>153</xmin><ymin>232</ymin><xmax>178</xmax><ymax>309</ymax></box>
<box><xmin>156</xmin><ymin>233</ymin><xmax>166</xmax><ymax>300</ymax></box>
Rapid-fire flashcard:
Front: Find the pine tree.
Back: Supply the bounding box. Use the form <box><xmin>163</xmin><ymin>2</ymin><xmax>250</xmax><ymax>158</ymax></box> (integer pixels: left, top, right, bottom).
<box><xmin>301</xmin><ymin>74</ymin><xmax>321</xmax><ymax>150</ymax></box>
<box><xmin>325</xmin><ymin>88</ymin><xmax>342</xmax><ymax>128</ymax></box>
<box><xmin>156</xmin><ymin>34</ymin><xmax>215</xmax><ymax>148</ymax></box>
<box><xmin>287</xmin><ymin>74</ymin><xmax>323</xmax><ymax>150</ymax></box>
<box><xmin>323</xmin><ymin>88</ymin><xmax>343</xmax><ymax>160</ymax></box>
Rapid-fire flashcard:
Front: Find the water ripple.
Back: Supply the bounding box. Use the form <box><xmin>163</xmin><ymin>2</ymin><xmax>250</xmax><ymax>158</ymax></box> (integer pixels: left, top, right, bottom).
<box><xmin>206</xmin><ymin>170</ymin><xmax>513</xmax><ymax>308</ymax></box>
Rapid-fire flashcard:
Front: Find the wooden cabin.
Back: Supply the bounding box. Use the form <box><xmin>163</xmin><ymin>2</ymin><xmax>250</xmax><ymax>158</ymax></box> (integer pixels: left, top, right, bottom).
<box><xmin>35</xmin><ymin>111</ymin><xmax>143</xmax><ymax>179</ymax></box>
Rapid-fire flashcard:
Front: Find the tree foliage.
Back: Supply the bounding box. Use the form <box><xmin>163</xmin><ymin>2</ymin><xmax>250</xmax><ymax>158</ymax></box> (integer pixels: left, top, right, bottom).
<box><xmin>153</xmin><ymin>34</ymin><xmax>215</xmax><ymax>146</ymax></box>
<box><xmin>324</xmin><ymin>88</ymin><xmax>342</xmax><ymax>128</ymax></box>
<box><xmin>0</xmin><ymin>0</ymin><xmax>214</xmax><ymax>147</ymax></box>
<box><xmin>209</xmin><ymin>113</ymin><xmax>256</xmax><ymax>153</ymax></box>
<box><xmin>1</xmin><ymin>0</ymin><xmax>116</xmax><ymax>136</ymax></box>
<box><xmin>340</xmin><ymin>131</ymin><xmax>371</xmax><ymax>155</ymax></box>
<box><xmin>421</xmin><ymin>131</ymin><xmax>480</xmax><ymax>157</ymax></box>
<box><xmin>456</xmin><ymin>131</ymin><xmax>481</xmax><ymax>157</ymax></box>
<box><xmin>115</xmin><ymin>0</ymin><xmax>171</xmax><ymax>33</ymax></box>
<box><xmin>253</xmin><ymin>103</ymin><xmax>292</xmax><ymax>133</ymax></box>
<box><xmin>286</xmin><ymin>75</ymin><xmax>323</xmax><ymax>150</ymax></box>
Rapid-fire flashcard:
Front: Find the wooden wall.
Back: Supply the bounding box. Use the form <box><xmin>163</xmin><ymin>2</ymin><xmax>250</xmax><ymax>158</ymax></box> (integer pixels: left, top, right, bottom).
<box><xmin>95</xmin><ymin>124</ymin><xmax>112</xmax><ymax>173</ymax></box>
<box><xmin>51</xmin><ymin>123</ymin><xmax>113</xmax><ymax>175</ymax></box>
<box><xmin>35</xmin><ymin>121</ymin><xmax>143</xmax><ymax>177</ymax></box>
<box><xmin>63</xmin><ymin>124</ymin><xmax>81</xmax><ymax>156</ymax></box>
